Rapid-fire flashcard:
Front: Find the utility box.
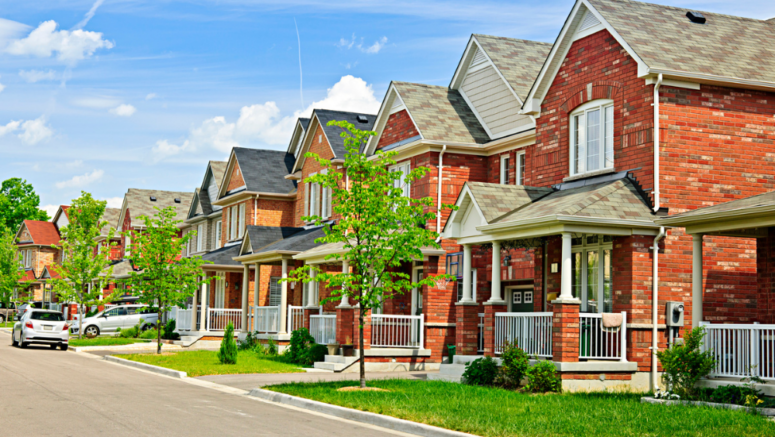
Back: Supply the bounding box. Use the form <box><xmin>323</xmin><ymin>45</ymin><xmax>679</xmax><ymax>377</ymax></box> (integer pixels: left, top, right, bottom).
<box><xmin>666</xmin><ymin>302</ymin><xmax>685</xmax><ymax>327</ymax></box>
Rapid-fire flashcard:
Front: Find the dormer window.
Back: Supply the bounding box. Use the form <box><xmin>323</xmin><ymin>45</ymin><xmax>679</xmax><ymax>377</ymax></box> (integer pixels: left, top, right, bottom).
<box><xmin>570</xmin><ymin>100</ymin><xmax>614</xmax><ymax>176</ymax></box>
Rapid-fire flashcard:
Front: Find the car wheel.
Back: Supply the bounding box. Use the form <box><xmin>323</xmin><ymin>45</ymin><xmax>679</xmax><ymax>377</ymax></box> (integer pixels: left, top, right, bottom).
<box><xmin>11</xmin><ymin>332</ymin><xmax>18</xmax><ymax>347</ymax></box>
<box><xmin>60</xmin><ymin>344</ymin><xmax>69</xmax><ymax>351</ymax></box>
<box><xmin>20</xmin><ymin>336</ymin><xmax>28</xmax><ymax>348</ymax></box>
<box><xmin>49</xmin><ymin>344</ymin><xmax>57</xmax><ymax>349</ymax></box>
<box><xmin>0</xmin><ymin>314</ymin><xmax>5</xmax><ymax>324</ymax></box>
<box><xmin>84</xmin><ymin>325</ymin><xmax>100</xmax><ymax>337</ymax></box>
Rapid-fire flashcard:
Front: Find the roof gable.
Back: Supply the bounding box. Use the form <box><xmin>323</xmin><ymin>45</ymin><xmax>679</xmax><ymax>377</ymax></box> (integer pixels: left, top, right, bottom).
<box><xmin>17</xmin><ymin>220</ymin><xmax>60</xmax><ymax>246</ymax></box>
<box><xmin>287</xmin><ymin>117</ymin><xmax>310</xmax><ymax>158</ymax></box>
<box><xmin>292</xmin><ymin>110</ymin><xmax>376</xmax><ymax>172</ymax></box>
<box><xmin>117</xmin><ymin>189</ymin><xmax>194</xmax><ymax>228</ymax></box>
<box><xmin>218</xmin><ymin>148</ymin><xmax>297</xmax><ymax>200</ymax></box>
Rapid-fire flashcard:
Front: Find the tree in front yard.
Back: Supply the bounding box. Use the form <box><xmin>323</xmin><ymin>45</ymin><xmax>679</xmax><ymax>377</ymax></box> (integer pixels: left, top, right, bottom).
<box><xmin>218</xmin><ymin>321</ymin><xmax>238</xmax><ymax>364</ymax></box>
<box><xmin>285</xmin><ymin>120</ymin><xmax>455</xmax><ymax>388</ymax></box>
<box><xmin>124</xmin><ymin>206</ymin><xmax>210</xmax><ymax>354</ymax></box>
<box><xmin>0</xmin><ymin>178</ymin><xmax>49</xmax><ymax>232</ymax></box>
<box><xmin>50</xmin><ymin>192</ymin><xmax>121</xmax><ymax>339</ymax></box>
<box><xmin>0</xmin><ymin>227</ymin><xmax>24</xmax><ymax>324</ymax></box>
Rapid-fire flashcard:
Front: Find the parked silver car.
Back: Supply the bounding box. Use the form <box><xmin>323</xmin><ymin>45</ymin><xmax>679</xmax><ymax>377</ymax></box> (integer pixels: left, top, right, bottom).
<box><xmin>70</xmin><ymin>304</ymin><xmax>158</xmax><ymax>337</ymax></box>
<box><xmin>12</xmin><ymin>310</ymin><xmax>69</xmax><ymax>350</ymax></box>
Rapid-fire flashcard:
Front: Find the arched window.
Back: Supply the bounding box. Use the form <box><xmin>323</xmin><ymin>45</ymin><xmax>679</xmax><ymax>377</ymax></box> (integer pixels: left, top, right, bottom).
<box><xmin>569</xmin><ymin>100</ymin><xmax>614</xmax><ymax>176</ymax></box>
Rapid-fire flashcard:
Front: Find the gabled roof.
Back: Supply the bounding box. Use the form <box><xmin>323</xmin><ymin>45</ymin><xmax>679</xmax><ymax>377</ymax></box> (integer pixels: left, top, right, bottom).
<box><xmin>19</xmin><ymin>269</ymin><xmax>36</xmax><ymax>282</ymax></box>
<box><xmin>201</xmin><ymin>242</ymin><xmax>242</xmax><ymax>267</ymax></box>
<box><xmin>523</xmin><ymin>0</ymin><xmax>775</xmax><ymax>114</ymax></box>
<box><xmin>219</xmin><ymin>148</ymin><xmax>296</xmax><ymax>199</ymax></box>
<box><xmin>99</xmin><ymin>208</ymin><xmax>121</xmax><ymax>238</ymax></box>
<box><xmin>17</xmin><ymin>220</ymin><xmax>60</xmax><ymax>246</ymax></box>
<box><xmin>242</xmin><ymin>225</ymin><xmax>307</xmax><ymax>254</ymax></box>
<box><xmin>41</xmin><ymin>264</ymin><xmax>61</xmax><ymax>280</ymax></box>
<box><xmin>188</xmin><ymin>160</ymin><xmax>228</xmax><ymax>220</ymax></box>
<box><xmin>118</xmin><ymin>189</ymin><xmax>194</xmax><ymax>229</ymax></box>
<box><xmin>240</xmin><ymin>224</ymin><xmax>327</xmax><ymax>257</ymax></box>
<box><xmin>209</xmin><ymin>161</ymin><xmax>227</xmax><ymax>188</ymax></box>
<box><xmin>287</xmin><ymin>117</ymin><xmax>311</xmax><ymax>157</ymax></box>
<box><xmin>292</xmin><ymin>110</ymin><xmax>377</xmax><ymax>172</ymax></box>
<box><xmin>468</xmin><ymin>183</ymin><xmax>554</xmax><ymax>223</ymax></box>
<box><xmin>656</xmin><ymin>190</ymin><xmax>775</xmax><ymax>231</ymax></box>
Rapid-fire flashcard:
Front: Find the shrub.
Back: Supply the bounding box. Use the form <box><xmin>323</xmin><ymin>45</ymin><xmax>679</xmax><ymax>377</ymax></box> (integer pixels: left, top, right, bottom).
<box><xmin>118</xmin><ymin>318</ymin><xmax>144</xmax><ymax>338</ymax></box>
<box><xmin>657</xmin><ymin>327</ymin><xmax>715</xmax><ymax>399</ymax></box>
<box><xmin>306</xmin><ymin>344</ymin><xmax>327</xmax><ymax>364</ymax></box>
<box><xmin>239</xmin><ymin>331</ymin><xmax>260</xmax><ymax>351</ymax></box>
<box><xmin>462</xmin><ymin>356</ymin><xmax>499</xmax><ymax>386</ymax></box>
<box><xmin>162</xmin><ymin>319</ymin><xmax>180</xmax><ymax>340</ymax></box>
<box><xmin>218</xmin><ymin>322</ymin><xmax>238</xmax><ymax>365</ymax></box>
<box><xmin>286</xmin><ymin>328</ymin><xmax>315</xmax><ymax>364</ymax></box>
<box><xmin>496</xmin><ymin>341</ymin><xmax>530</xmax><ymax>388</ymax></box>
<box><xmin>525</xmin><ymin>361</ymin><xmax>561</xmax><ymax>393</ymax></box>
<box><xmin>256</xmin><ymin>336</ymin><xmax>280</xmax><ymax>357</ymax></box>
<box><xmin>139</xmin><ymin>328</ymin><xmax>158</xmax><ymax>339</ymax></box>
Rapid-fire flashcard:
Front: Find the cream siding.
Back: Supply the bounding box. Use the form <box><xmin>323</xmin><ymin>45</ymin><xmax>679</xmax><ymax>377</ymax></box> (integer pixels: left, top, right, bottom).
<box><xmin>460</xmin><ymin>64</ymin><xmax>531</xmax><ymax>137</ymax></box>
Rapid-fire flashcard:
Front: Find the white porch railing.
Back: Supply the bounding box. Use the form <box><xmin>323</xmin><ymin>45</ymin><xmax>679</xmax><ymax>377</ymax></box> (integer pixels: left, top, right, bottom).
<box><xmin>208</xmin><ymin>308</ymin><xmax>242</xmax><ymax>331</ymax></box>
<box><xmin>701</xmin><ymin>322</ymin><xmax>775</xmax><ymax>380</ymax></box>
<box><xmin>288</xmin><ymin>305</ymin><xmax>304</xmax><ymax>333</ymax></box>
<box><xmin>478</xmin><ymin>313</ymin><xmax>484</xmax><ymax>353</ymax></box>
<box><xmin>494</xmin><ymin>312</ymin><xmax>553</xmax><ymax>357</ymax></box>
<box><xmin>310</xmin><ymin>314</ymin><xmax>337</xmax><ymax>344</ymax></box>
<box><xmin>579</xmin><ymin>312</ymin><xmax>627</xmax><ymax>361</ymax></box>
<box><xmin>253</xmin><ymin>306</ymin><xmax>280</xmax><ymax>333</ymax></box>
<box><xmin>173</xmin><ymin>307</ymin><xmax>193</xmax><ymax>331</ymax></box>
<box><xmin>371</xmin><ymin>314</ymin><xmax>424</xmax><ymax>349</ymax></box>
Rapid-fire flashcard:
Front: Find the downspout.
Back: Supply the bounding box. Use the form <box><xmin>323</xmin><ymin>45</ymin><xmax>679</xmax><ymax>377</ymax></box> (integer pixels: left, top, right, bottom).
<box><xmin>650</xmin><ymin>226</ymin><xmax>666</xmax><ymax>391</ymax></box>
<box><xmin>653</xmin><ymin>73</ymin><xmax>663</xmax><ymax>212</ymax></box>
<box><xmin>435</xmin><ymin>145</ymin><xmax>447</xmax><ymax>243</ymax></box>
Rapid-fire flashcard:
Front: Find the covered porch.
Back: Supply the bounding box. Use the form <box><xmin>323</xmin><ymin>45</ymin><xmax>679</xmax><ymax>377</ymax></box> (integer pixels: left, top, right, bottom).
<box><xmin>658</xmin><ymin>191</ymin><xmax>775</xmax><ymax>384</ymax></box>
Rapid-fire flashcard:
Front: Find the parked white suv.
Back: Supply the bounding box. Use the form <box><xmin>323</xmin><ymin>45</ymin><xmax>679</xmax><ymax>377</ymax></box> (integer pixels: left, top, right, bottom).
<box><xmin>12</xmin><ymin>310</ymin><xmax>69</xmax><ymax>350</ymax></box>
<box><xmin>71</xmin><ymin>304</ymin><xmax>158</xmax><ymax>337</ymax></box>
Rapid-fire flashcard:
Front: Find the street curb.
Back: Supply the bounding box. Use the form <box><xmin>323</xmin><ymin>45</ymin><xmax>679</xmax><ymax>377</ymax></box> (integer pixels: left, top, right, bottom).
<box><xmin>103</xmin><ymin>355</ymin><xmax>187</xmax><ymax>379</ymax></box>
<box><xmin>248</xmin><ymin>388</ymin><xmax>477</xmax><ymax>437</ymax></box>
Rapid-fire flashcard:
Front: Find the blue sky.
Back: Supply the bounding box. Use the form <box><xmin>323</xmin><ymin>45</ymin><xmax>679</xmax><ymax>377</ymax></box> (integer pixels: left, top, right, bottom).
<box><xmin>0</xmin><ymin>0</ymin><xmax>773</xmax><ymax>217</ymax></box>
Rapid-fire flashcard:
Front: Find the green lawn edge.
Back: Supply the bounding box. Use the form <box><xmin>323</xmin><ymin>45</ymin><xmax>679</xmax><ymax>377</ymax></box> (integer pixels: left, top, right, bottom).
<box><xmin>119</xmin><ymin>350</ymin><xmax>305</xmax><ymax>377</ymax></box>
<box><xmin>266</xmin><ymin>379</ymin><xmax>775</xmax><ymax>437</ymax></box>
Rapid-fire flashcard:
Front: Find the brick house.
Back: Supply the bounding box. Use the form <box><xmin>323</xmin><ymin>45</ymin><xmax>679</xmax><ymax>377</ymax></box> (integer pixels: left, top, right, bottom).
<box><xmin>14</xmin><ymin>218</ymin><xmax>62</xmax><ymax>305</ymax></box>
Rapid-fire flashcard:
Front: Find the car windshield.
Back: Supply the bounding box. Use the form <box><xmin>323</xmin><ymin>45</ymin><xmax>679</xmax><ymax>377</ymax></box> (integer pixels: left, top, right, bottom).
<box><xmin>30</xmin><ymin>312</ymin><xmax>64</xmax><ymax>321</ymax></box>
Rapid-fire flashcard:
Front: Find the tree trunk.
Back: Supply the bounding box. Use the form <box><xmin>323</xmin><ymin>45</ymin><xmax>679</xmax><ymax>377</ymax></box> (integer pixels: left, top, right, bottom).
<box><xmin>157</xmin><ymin>309</ymin><xmax>162</xmax><ymax>354</ymax></box>
<box><xmin>359</xmin><ymin>310</ymin><xmax>366</xmax><ymax>389</ymax></box>
<box><xmin>78</xmin><ymin>304</ymin><xmax>83</xmax><ymax>340</ymax></box>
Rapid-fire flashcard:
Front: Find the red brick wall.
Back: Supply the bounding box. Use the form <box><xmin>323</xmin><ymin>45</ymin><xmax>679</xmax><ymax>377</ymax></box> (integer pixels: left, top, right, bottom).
<box><xmin>294</xmin><ymin>124</ymin><xmax>341</xmax><ymax>227</ymax></box>
<box><xmin>376</xmin><ymin>110</ymin><xmax>419</xmax><ymax>150</ymax></box>
<box><xmin>757</xmin><ymin>229</ymin><xmax>775</xmax><ymax>324</ymax></box>
<box><xmin>255</xmin><ymin>199</ymin><xmax>295</xmax><ymax>227</ymax></box>
<box><xmin>226</xmin><ymin>162</ymin><xmax>246</xmax><ymax>192</ymax></box>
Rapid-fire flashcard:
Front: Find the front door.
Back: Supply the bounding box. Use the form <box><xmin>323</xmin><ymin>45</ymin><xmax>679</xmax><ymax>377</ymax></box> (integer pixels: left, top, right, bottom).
<box><xmin>507</xmin><ymin>286</ymin><xmax>534</xmax><ymax>313</ymax></box>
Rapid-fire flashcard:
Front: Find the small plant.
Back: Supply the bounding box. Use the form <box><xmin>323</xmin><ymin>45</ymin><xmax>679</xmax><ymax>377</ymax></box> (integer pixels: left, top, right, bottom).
<box><xmin>495</xmin><ymin>341</ymin><xmax>529</xmax><ymax>388</ymax></box>
<box><xmin>139</xmin><ymin>328</ymin><xmax>158</xmax><ymax>339</ymax></box>
<box><xmin>306</xmin><ymin>344</ymin><xmax>327</xmax><ymax>364</ymax></box>
<box><xmin>118</xmin><ymin>318</ymin><xmax>145</xmax><ymax>338</ymax></box>
<box><xmin>257</xmin><ymin>336</ymin><xmax>279</xmax><ymax>357</ymax></box>
<box><xmin>239</xmin><ymin>331</ymin><xmax>260</xmax><ymax>351</ymax></box>
<box><xmin>525</xmin><ymin>360</ymin><xmax>561</xmax><ymax>393</ymax></box>
<box><xmin>462</xmin><ymin>356</ymin><xmax>499</xmax><ymax>386</ymax></box>
<box><xmin>162</xmin><ymin>319</ymin><xmax>180</xmax><ymax>340</ymax></box>
<box><xmin>656</xmin><ymin>327</ymin><xmax>715</xmax><ymax>399</ymax></box>
<box><xmin>286</xmin><ymin>328</ymin><xmax>315</xmax><ymax>364</ymax></box>
<box><xmin>218</xmin><ymin>322</ymin><xmax>238</xmax><ymax>365</ymax></box>
<box><xmin>654</xmin><ymin>388</ymin><xmax>681</xmax><ymax>400</ymax></box>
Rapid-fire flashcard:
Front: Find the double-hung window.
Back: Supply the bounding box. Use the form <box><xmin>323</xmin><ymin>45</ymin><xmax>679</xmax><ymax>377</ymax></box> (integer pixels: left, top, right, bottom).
<box><xmin>500</xmin><ymin>155</ymin><xmax>510</xmax><ymax>184</ymax></box>
<box><xmin>238</xmin><ymin>203</ymin><xmax>246</xmax><ymax>237</ymax></box>
<box><xmin>230</xmin><ymin>206</ymin><xmax>238</xmax><ymax>240</ymax></box>
<box><xmin>268</xmin><ymin>277</ymin><xmax>281</xmax><ymax>306</ymax></box>
<box><xmin>390</xmin><ymin>162</ymin><xmax>411</xmax><ymax>196</ymax></box>
<box><xmin>516</xmin><ymin>151</ymin><xmax>526</xmax><ymax>185</ymax></box>
<box><xmin>571</xmin><ymin>234</ymin><xmax>613</xmax><ymax>313</ymax></box>
<box><xmin>570</xmin><ymin>100</ymin><xmax>614</xmax><ymax>176</ymax></box>
<box><xmin>197</xmin><ymin>224</ymin><xmax>204</xmax><ymax>252</ymax></box>
<box><xmin>446</xmin><ymin>252</ymin><xmax>477</xmax><ymax>302</ymax></box>
<box><xmin>215</xmin><ymin>221</ymin><xmax>222</xmax><ymax>249</ymax></box>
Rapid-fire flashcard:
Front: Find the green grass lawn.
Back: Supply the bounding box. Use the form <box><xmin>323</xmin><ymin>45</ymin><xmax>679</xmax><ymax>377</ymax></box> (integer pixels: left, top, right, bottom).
<box><xmin>0</xmin><ymin>321</ymin><xmax>13</xmax><ymax>328</ymax></box>
<box><xmin>267</xmin><ymin>379</ymin><xmax>775</xmax><ymax>437</ymax></box>
<box><xmin>69</xmin><ymin>337</ymin><xmax>150</xmax><ymax>347</ymax></box>
<box><xmin>120</xmin><ymin>350</ymin><xmax>305</xmax><ymax>377</ymax></box>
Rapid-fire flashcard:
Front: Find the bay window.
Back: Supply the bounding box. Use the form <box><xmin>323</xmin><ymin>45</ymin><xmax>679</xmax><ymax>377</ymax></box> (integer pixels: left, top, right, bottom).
<box><xmin>571</xmin><ymin>234</ymin><xmax>613</xmax><ymax>313</ymax></box>
<box><xmin>570</xmin><ymin>100</ymin><xmax>614</xmax><ymax>176</ymax></box>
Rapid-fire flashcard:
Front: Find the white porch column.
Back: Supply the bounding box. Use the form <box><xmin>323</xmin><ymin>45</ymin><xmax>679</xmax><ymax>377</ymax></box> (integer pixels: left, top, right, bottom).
<box><xmin>305</xmin><ymin>267</ymin><xmax>319</xmax><ymax>308</ymax></box>
<box><xmin>201</xmin><ymin>279</ymin><xmax>209</xmax><ymax>331</ymax></box>
<box><xmin>556</xmin><ymin>232</ymin><xmax>578</xmax><ymax>302</ymax></box>
<box><xmin>692</xmin><ymin>234</ymin><xmax>704</xmax><ymax>328</ymax></box>
<box><xmin>488</xmin><ymin>241</ymin><xmax>505</xmax><ymax>303</ymax></box>
<box><xmin>280</xmin><ymin>258</ymin><xmax>289</xmax><ymax>334</ymax></box>
<box><xmin>240</xmin><ymin>263</ymin><xmax>249</xmax><ymax>332</ymax></box>
<box><xmin>191</xmin><ymin>279</ymin><xmax>199</xmax><ymax>332</ymax></box>
<box><xmin>460</xmin><ymin>244</ymin><xmax>473</xmax><ymax>303</ymax></box>
<box><xmin>338</xmin><ymin>260</ymin><xmax>351</xmax><ymax>308</ymax></box>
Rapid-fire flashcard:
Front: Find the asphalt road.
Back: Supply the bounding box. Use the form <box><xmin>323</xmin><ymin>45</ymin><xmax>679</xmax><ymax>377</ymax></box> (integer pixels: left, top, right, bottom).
<box><xmin>0</xmin><ymin>333</ymin><xmax>402</xmax><ymax>437</ymax></box>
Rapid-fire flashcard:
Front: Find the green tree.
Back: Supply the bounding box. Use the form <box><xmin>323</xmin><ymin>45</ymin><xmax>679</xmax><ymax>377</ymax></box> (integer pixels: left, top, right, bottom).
<box><xmin>0</xmin><ymin>227</ymin><xmax>24</xmax><ymax>324</ymax></box>
<box><xmin>49</xmin><ymin>192</ymin><xmax>120</xmax><ymax>339</ymax></box>
<box><xmin>124</xmin><ymin>206</ymin><xmax>210</xmax><ymax>354</ymax></box>
<box><xmin>285</xmin><ymin>120</ymin><xmax>454</xmax><ymax>388</ymax></box>
<box><xmin>0</xmin><ymin>178</ymin><xmax>49</xmax><ymax>232</ymax></box>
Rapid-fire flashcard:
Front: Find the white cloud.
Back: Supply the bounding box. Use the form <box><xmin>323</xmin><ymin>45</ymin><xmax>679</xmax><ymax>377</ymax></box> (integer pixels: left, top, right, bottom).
<box><xmin>19</xmin><ymin>69</ymin><xmax>58</xmax><ymax>83</ymax></box>
<box><xmin>110</xmin><ymin>104</ymin><xmax>136</xmax><ymax>117</ymax></box>
<box><xmin>75</xmin><ymin>0</ymin><xmax>105</xmax><ymax>30</ymax></box>
<box><xmin>152</xmin><ymin>75</ymin><xmax>380</xmax><ymax>162</ymax></box>
<box><xmin>0</xmin><ymin>116</ymin><xmax>52</xmax><ymax>145</ymax></box>
<box><xmin>0</xmin><ymin>83</ymin><xmax>4</xmax><ymax>93</ymax></box>
<box><xmin>42</xmin><ymin>204</ymin><xmax>59</xmax><ymax>219</ymax></box>
<box><xmin>0</xmin><ymin>18</ymin><xmax>30</xmax><ymax>44</ymax></box>
<box><xmin>72</xmin><ymin>96</ymin><xmax>121</xmax><ymax>109</ymax></box>
<box><xmin>337</xmin><ymin>34</ymin><xmax>388</xmax><ymax>54</ymax></box>
<box><xmin>145</xmin><ymin>93</ymin><xmax>157</xmax><ymax>100</ymax></box>
<box><xmin>55</xmin><ymin>169</ymin><xmax>104</xmax><ymax>189</ymax></box>
<box><xmin>102</xmin><ymin>197</ymin><xmax>123</xmax><ymax>208</ymax></box>
<box><xmin>5</xmin><ymin>20</ymin><xmax>114</xmax><ymax>64</ymax></box>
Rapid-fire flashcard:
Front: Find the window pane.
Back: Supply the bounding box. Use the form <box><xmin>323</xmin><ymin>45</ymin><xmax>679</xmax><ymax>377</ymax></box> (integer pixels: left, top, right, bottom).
<box><xmin>501</xmin><ymin>157</ymin><xmax>509</xmax><ymax>184</ymax></box>
<box><xmin>269</xmin><ymin>277</ymin><xmax>281</xmax><ymax>306</ymax></box>
<box><xmin>517</xmin><ymin>153</ymin><xmax>525</xmax><ymax>185</ymax></box>
<box><xmin>587</xmin><ymin>250</ymin><xmax>599</xmax><ymax>313</ymax></box>
<box><xmin>586</xmin><ymin>109</ymin><xmax>601</xmax><ymax>171</ymax></box>
<box><xmin>574</xmin><ymin>115</ymin><xmax>585</xmax><ymax>174</ymax></box>
<box><xmin>572</xmin><ymin>252</ymin><xmax>582</xmax><ymax>300</ymax></box>
<box><xmin>604</xmin><ymin>106</ymin><xmax>614</xmax><ymax>169</ymax></box>
<box><xmin>603</xmin><ymin>249</ymin><xmax>612</xmax><ymax>313</ymax></box>
<box><xmin>586</xmin><ymin>235</ymin><xmax>598</xmax><ymax>245</ymax></box>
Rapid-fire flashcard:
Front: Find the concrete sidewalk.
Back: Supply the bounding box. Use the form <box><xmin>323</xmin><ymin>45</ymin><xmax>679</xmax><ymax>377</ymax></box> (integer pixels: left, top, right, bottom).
<box><xmin>197</xmin><ymin>371</ymin><xmax>430</xmax><ymax>391</ymax></box>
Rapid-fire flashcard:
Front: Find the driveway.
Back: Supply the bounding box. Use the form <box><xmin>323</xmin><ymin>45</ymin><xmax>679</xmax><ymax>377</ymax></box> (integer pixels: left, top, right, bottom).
<box><xmin>0</xmin><ymin>333</ymin><xmax>404</xmax><ymax>437</ymax></box>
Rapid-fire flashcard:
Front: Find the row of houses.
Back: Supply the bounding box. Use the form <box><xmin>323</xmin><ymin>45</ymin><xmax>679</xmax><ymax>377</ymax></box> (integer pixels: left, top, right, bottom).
<box><xmin>16</xmin><ymin>0</ymin><xmax>775</xmax><ymax>391</ymax></box>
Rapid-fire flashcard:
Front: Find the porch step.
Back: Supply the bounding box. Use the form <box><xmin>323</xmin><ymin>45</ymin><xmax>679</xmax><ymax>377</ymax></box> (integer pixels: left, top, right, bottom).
<box><xmin>174</xmin><ymin>335</ymin><xmax>205</xmax><ymax>347</ymax></box>
<box><xmin>314</xmin><ymin>355</ymin><xmax>359</xmax><ymax>372</ymax></box>
<box><xmin>427</xmin><ymin>363</ymin><xmax>467</xmax><ymax>383</ymax></box>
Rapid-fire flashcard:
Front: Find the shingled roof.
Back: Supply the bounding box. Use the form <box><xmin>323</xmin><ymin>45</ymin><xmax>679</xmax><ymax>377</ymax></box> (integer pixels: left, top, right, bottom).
<box><xmin>658</xmin><ymin>190</ymin><xmax>775</xmax><ymax>223</ymax></box>
<box><xmin>201</xmin><ymin>243</ymin><xmax>242</xmax><ymax>267</ymax></box>
<box><xmin>122</xmin><ymin>189</ymin><xmax>194</xmax><ymax>226</ymax></box>
<box><xmin>473</xmin><ymin>35</ymin><xmax>552</xmax><ymax>101</ymax></box>
<box><xmin>393</xmin><ymin>82</ymin><xmax>489</xmax><ymax>145</ymax></box>
<box><xmin>231</xmin><ymin>148</ymin><xmax>296</xmax><ymax>195</ymax></box>
<box><xmin>19</xmin><ymin>220</ymin><xmax>60</xmax><ymax>246</ymax></box>
<box><xmin>99</xmin><ymin>208</ymin><xmax>120</xmax><ymax>238</ymax></box>
<box><xmin>466</xmin><ymin>183</ymin><xmax>554</xmax><ymax>223</ymax></box>
<box><xmin>315</xmin><ymin>109</ymin><xmax>377</xmax><ymax>158</ymax></box>
<box><xmin>590</xmin><ymin>0</ymin><xmax>775</xmax><ymax>85</ymax></box>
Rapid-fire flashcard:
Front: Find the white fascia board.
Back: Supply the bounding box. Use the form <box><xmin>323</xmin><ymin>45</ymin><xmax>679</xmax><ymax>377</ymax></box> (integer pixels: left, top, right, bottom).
<box><xmin>643</xmin><ymin>68</ymin><xmax>775</xmax><ymax>93</ymax></box>
<box><xmin>471</xmin><ymin>36</ymin><xmax>525</xmax><ymax>106</ymax></box>
<box><xmin>449</xmin><ymin>35</ymin><xmax>478</xmax><ymax>90</ymax></box>
<box><xmin>479</xmin><ymin>214</ymin><xmax>659</xmax><ymax>234</ymax></box>
<box><xmin>366</xmin><ymin>84</ymin><xmax>424</xmax><ymax>156</ymax></box>
<box><xmin>643</xmin><ymin>77</ymin><xmax>700</xmax><ymax>90</ymax></box>
<box><xmin>115</xmin><ymin>195</ymin><xmax>130</xmax><ymax>235</ymax></box>
<box><xmin>441</xmin><ymin>184</ymin><xmax>488</xmax><ymax>238</ymax></box>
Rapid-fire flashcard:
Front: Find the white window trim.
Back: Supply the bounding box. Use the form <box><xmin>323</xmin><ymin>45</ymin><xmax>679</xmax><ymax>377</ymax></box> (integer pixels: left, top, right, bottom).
<box><xmin>516</xmin><ymin>151</ymin><xmax>526</xmax><ymax>185</ymax></box>
<box><xmin>125</xmin><ymin>236</ymin><xmax>131</xmax><ymax>257</ymax></box>
<box><xmin>321</xmin><ymin>169</ymin><xmax>330</xmax><ymax>220</ymax></box>
<box><xmin>197</xmin><ymin>224</ymin><xmax>203</xmax><ymax>252</ymax></box>
<box><xmin>571</xmin><ymin>235</ymin><xmax>613</xmax><ymax>314</ymax></box>
<box><xmin>239</xmin><ymin>203</ymin><xmax>246</xmax><ymax>238</ymax></box>
<box><xmin>499</xmin><ymin>154</ymin><xmax>510</xmax><ymax>185</ymax></box>
<box><xmin>230</xmin><ymin>206</ymin><xmax>237</xmax><ymax>240</ymax></box>
<box><xmin>569</xmin><ymin>99</ymin><xmax>614</xmax><ymax>177</ymax></box>
<box><xmin>215</xmin><ymin>221</ymin><xmax>222</xmax><ymax>249</ymax></box>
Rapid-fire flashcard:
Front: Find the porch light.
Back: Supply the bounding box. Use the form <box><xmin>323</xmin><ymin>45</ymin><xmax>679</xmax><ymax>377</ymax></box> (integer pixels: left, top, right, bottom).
<box><xmin>234</xmin><ymin>282</ymin><xmax>239</xmax><ymax>291</ymax></box>
<box><xmin>550</xmin><ymin>263</ymin><xmax>559</xmax><ymax>273</ymax></box>
<box><xmin>501</xmin><ymin>254</ymin><xmax>511</xmax><ymax>267</ymax></box>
